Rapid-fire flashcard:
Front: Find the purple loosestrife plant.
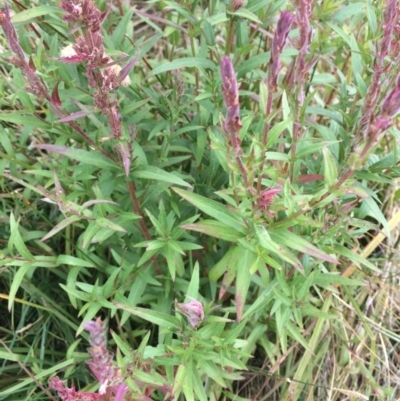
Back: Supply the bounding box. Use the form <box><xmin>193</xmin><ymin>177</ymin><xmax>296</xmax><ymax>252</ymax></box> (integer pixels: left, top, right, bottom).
<box><xmin>257</xmin><ymin>10</ymin><xmax>294</xmax><ymax>194</ymax></box>
<box><xmin>220</xmin><ymin>56</ymin><xmax>242</xmax><ymax>144</ymax></box>
<box><xmin>289</xmin><ymin>0</ymin><xmax>316</xmax><ymax>183</ymax></box>
<box><xmin>49</xmin><ymin>318</ymin><xmax>128</xmax><ymax>401</ymax></box>
<box><xmin>3</xmin><ymin>1</ymin><xmax>400</xmax><ymax>400</ymax></box>
<box><xmin>0</xmin><ymin>3</ymin><xmax>47</xmax><ymax>98</ymax></box>
<box><xmin>358</xmin><ymin>0</ymin><xmax>398</xmax><ymax>141</ymax></box>
<box><xmin>374</xmin><ymin>75</ymin><xmax>400</xmax><ymax>130</ymax></box>
<box><xmin>0</xmin><ymin>2</ymin><xmax>105</xmax><ymax>153</ymax></box>
<box><xmin>220</xmin><ymin>56</ymin><xmax>252</xmax><ymax>196</ymax></box>
<box><xmin>59</xmin><ymin>0</ymin><xmax>134</xmax><ymax>175</ymax></box>
<box><xmin>268</xmin><ymin>11</ymin><xmax>294</xmax><ymax>92</ymax></box>
<box><xmin>293</xmin><ymin>0</ymin><xmax>313</xmax><ymax>96</ymax></box>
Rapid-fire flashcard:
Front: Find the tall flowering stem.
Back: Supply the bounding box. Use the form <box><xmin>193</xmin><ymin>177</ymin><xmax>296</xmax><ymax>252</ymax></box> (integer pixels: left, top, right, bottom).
<box><xmin>59</xmin><ymin>0</ymin><xmax>152</xmax><ymax>242</ymax></box>
<box><xmin>257</xmin><ymin>10</ymin><xmax>294</xmax><ymax>194</ymax></box>
<box><xmin>272</xmin><ymin>0</ymin><xmax>399</xmax><ymax>227</ymax></box>
<box><xmin>276</xmin><ymin>0</ymin><xmax>400</xmax><ymax>227</ymax></box>
<box><xmin>49</xmin><ymin>318</ymin><xmax>128</xmax><ymax>401</ymax></box>
<box><xmin>220</xmin><ymin>56</ymin><xmax>252</xmax><ymax>196</ymax></box>
<box><xmin>268</xmin><ymin>11</ymin><xmax>295</xmax><ymax>93</ymax></box>
<box><xmin>59</xmin><ymin>0</ymin><xmax>128</xmax><ymax>142</ymax></box>
<box><xmin>289</xmin><ymin>0</ymin><xmax>314</xmax><ymax>183</ymax></box>
<box><xmin>293</xmin><ymin>0</ymin><xmax>313</xmax><ymax>98</ymax></box>
<box><xmin>358</xmin><ymin>0</ymin><xmax>398</xmax><ymax>141</ymax></box>
<box><xmin>0</xmin><ymin>2</ymin><xmax>112</xmax><ymax>161</ymax></box>
<box><xmin>84</xmin><ymin>318</ymin><xmax>121</xmax><ymax>395</ymax></box>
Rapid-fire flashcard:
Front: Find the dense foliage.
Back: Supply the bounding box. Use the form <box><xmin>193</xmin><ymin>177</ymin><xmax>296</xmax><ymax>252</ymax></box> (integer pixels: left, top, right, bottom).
<box><xmin>1</xmin><ymin>0</ymin><xmax>400</xmax><ymax>400</ymax></box>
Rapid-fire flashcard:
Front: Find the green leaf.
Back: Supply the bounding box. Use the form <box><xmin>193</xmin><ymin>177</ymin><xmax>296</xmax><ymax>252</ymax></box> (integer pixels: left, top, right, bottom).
<box><xmin>275</xmin><ymin>305</ymin><xmax>290</xmax><ymax>353</ymax></box>
<box><xmin>150</xmin><ymin>58</ymin><xmax>216</xmax><ymax>76</ymax></box>
<box><xmin>0</xmin><ymin>111</ymin><xmax>51</xmax><ymax>129</ymax></box>
<box><xmin>95</xmin><ymin>217</ymin><xmax>127</xmax><ymax>233</ymax></box>
<box><xmin>91</xmin><ymin>227</ymin><xmax>115</xmax><ymax>244</ymax></box>
<box><xmin>180</xmin><ymin>219</ymin><xmax>243</xmax><ymax>242</ymax></box>
<box><xmin>56</xmin><ymin>255</ymin><xmax>94</xmax><ymax>267</ymax></box>
<box><xmin>259</xmin><ymin>81</ymin><xmax>268</xmax><ymax>118</ymax></box>
<box><xmin>134</xmin><ymin>370</ymin><xmax>168</xmax><ymax>387</ymax></box>
<box><xmin>9</xmin><ymin>213</ymin><xmax>34</xmax><ymax>260</ymax></box>
<box><xmin>209</xmin><ymin>246</ymin><xmax>240</xmax><ymax>282</ymax></box>
<box><xmin>11</xmin><ymin>5</ymin><xmax>62</xmax><ymax>23</ymax></box>
<box><xmin>111</xmin><ymin>331</ymin><xmax>134</xmax><ymax>357</ymax></box>
<box><xmin>267</xmin><ymin>120</ymin><xmax>291</xmax><ymax>149</ymax></box>
<box><xmin>163</xmin><ymin>245</ymin><xmax>184</xmax><ymax>280</ymax></box>
<box><xmin>286</xmin><ymin>321</ymin><xmax>311</xmax><ymax>352</ymax></box>
<box><xmin>35</xmin><ymin>145</ymin><xmax>117</xmax><ymax>170</ymax></box>
<box><xmin>182</xmin><ymin>360</ymin><xmax>194</xmax><ymax>401</ymax></box>
<box><xmin>237</xmin><ymin>52</ymin><xmax>269</xmax><ymax>77</ymax></box>
<box><xmin>132</xmin><ymin>166</ymin><xmax>192</xmax><ymax>188</ymax></box>
<box><xmin>313</xmin><ymin>273</ymin><xmax>365</xmax><ymax>287</ymax></box>
<box><xmin>112</xmin><ymin>303</ymin><xmax>180</xmax><ymax>329</ymax></box>
<box><xmin>163</xmin><ymin>1</ymin><xmax>197</xmax><ymax>25</ymax></box>
<box><xmin>322</xmin><ymin>147</ymin><xmax>338</xmax><ymax>187</ymax></box>
<box><xmin>243</xmin><ymin>280</ymin><xmax>278</xmax><ymax>319</ymax></box>
<box><xmin>332</xmin><ymin>244</ymin><xmax>379</xmax><ymax>272</ymax></box>
<box><xmin>300</xmin><ymin>305</ymin><xmax>335</xmax><ymax>319</ymax></box>
<box><xmin>8</xmin><ymin>262</ymin><xmax>35</xmax><ymax>311</ymax></box>
<box><xmin>41</xmin><ymin>215</ymin><xmax>81</xmax><ymax>242</ymax></box>
<box><xmin>192</xmin><ymin>366</ymin><xmax>208</xmax><ymax>401</ymax></box>
<box><xmin>366</xmin><ymin>0</ymin><xmax>378</xmax><ymax>36</ymax></box>
<box><xmin>295</xmin><ymin>140</ymin><xmax>333</xmax><ymax>160</ymax></box>
<box><xmin>0</xmin><ymin>112</ymin><xmax>50</xmax><ymax>129</ymax></box>
<box><xmin>186</xmin><ymin>262</ymin><xmax>200</xmax><ymax>300</ymax></box>
<box><xmin>199</xmin><ymin>360</ymin><xmax>227</xmax><ymax>387</ymax></box>
<box><xmin>172</xmin><ymin>364</ymin><xmax>187</xmax><ymax>398</ymax></box>
<box><xmin>235</xmin><ymin>248</ymin><xmax>256</xmax><ymax>322</ymax></box>
<box><xmin>230</xmin><ymin>8</ymin><xmax>262</xmax><ymax>24</ymax></box>
<box><xmin>0</xmin><ymin>359</ymin><xmax>74</xmax><ymax>397</ymax></box>
<box><xmin>269</xmin><ymin>229</ymin><xmax>339</xmax><ymax>264</ymax></box>
<box><xmin>172</xmin><ymin>188</ymin><xmax>247</xmax><ymax>234</ymax></box>
<box><xmin>111</xmin><ymin>9</ymin><xmax>134</xmax><ymax>45</ymax></box>
<box><xmin>137</xmin><ymin>331</ymin><xmax>151</xmax><ymax>358</ymax></box>
<box><xmin>362</xmin><ymin>196</ymin><xmax>391</xmax><ymax>239</ymax></box>
<box><xmin>120</xmin><ymin>273</ymin><xmax>148</xmax><ymax>325</ymax></box>
<box><xmin>224</xmin><ymin>319</ymin><xmax>248</xmax><ymax>345</ymax></box>
<box><xmin>255</xmin><ymin>226</ymin><xmax>303</xmax><ymax>271</ymax></box>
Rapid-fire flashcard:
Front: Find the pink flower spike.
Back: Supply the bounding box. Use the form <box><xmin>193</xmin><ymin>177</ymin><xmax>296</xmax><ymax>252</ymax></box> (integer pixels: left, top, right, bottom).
<box><xmin>175</xmin><ymin>298</ymin><xmax>204</xmax><ymax>328</ymax></box>
<box><xmin>220</xmin><ymin>56</ymin><xmax>242</xmax><ymax>135</ymax></box>
<box><xmin>259</xmin><ymin>187</ymin><xmax>281</xmax><ymax>210</ymax></box>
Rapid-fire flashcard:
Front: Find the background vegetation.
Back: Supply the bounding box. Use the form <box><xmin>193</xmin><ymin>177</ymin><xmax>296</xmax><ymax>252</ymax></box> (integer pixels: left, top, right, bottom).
<box><xmin>1</xmin><ymin>0</ymin><xmax>400</xmax><ymax>400</ymax></box>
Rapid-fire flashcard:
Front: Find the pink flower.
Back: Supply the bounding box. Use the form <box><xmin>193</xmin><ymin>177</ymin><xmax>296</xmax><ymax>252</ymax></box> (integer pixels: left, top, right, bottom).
<box><xmin>259</xmin><ymin>188</ymin><xmax>281</xmax><ymax>210</ymax></box>
<box><xmin>175</xmin><ymin>298</ymin><xmax>204</xmax><ymax>328</ymax></box>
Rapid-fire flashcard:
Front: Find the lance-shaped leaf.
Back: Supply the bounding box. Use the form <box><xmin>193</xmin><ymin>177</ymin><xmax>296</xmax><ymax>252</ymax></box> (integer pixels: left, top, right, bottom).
<box><xmin>269</xmin><ymin>229</ymin><xmax>339</xmax><ymax>264</ymax></box>
<box><xmin>41</xmin><ymin>215</ymin><xmax>81</xmax><ymax>242</ymax></box>
<box><xmin>35</xmin><ymin>145</ymin><xmax>117</xmax><ymax>170</ymax></box>
<box><xmin>236</xmin><ymin>248</ymin><xmax>257</xmax><ymax>322</ymax></box>
<box><xmin>112</xmin><ymin>303</ymin><xmax>180</xmax><ymax>329</ymax></box>
<box><xmin>180</xmin><ymin>220</ymin><xmax>243</xmax><ymax>242</ymax></box>
<box><xmin>172</xmin><ymin>187</ymin><xmax>247</xmax><ymax>234</ymax></box>
<box><xmin>132</xmin><ymin>166</ymin><xmax>192</xmax><ymax>188</ymax></box>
